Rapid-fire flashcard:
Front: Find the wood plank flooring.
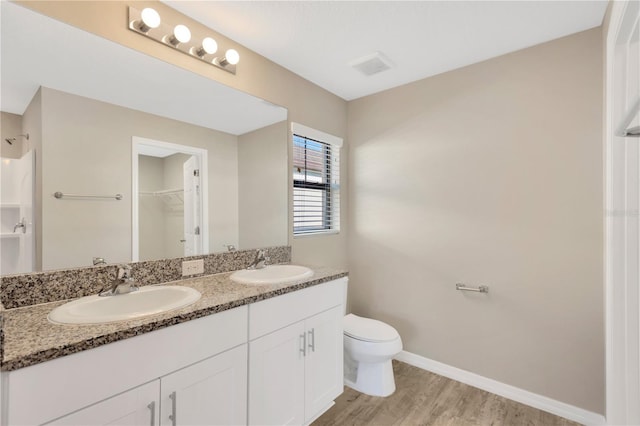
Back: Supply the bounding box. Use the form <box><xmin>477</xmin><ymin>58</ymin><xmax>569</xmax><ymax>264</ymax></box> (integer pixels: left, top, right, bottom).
<box><xmin>313</xmin><ymin>360</ymin><xmax>581</xmax><ymax>426</ymax></box>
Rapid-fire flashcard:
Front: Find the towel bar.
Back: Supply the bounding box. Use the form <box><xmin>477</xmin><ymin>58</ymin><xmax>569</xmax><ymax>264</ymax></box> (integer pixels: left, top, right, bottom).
<box><xmin>456</xmin><ymin>283</ymin><xmax>489</xmax><ymax>293</ymax></box>
<box><xmin>54</xmin><ymin>191</ymin><xmax>123</xmax><ymax>200</ymax></box>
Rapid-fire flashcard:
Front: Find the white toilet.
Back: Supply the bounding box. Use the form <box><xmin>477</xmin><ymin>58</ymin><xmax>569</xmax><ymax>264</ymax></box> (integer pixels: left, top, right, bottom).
<box><xmin>343</xmin><ymin>313</ymin><xmax>403</xmax><ymax>397</ymax></box>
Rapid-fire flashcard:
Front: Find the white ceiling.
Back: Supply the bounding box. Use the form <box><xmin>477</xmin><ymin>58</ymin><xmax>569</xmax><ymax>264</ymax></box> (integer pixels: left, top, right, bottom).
<box><xmin>1</xmin><ymin>2</ymin><xmax>286</xmax><ymax>135</ymax></box>
<box><xmin>166</xmin><ymin>1</ymin><xmax>609</xmax><ymax>101</ymax></box>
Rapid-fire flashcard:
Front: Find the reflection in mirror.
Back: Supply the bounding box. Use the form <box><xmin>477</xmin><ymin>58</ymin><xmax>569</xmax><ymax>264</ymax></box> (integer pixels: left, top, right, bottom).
<box><xmin>134</xmin><ymin>138</ymin><xmax>209</xmax><ymax>262</ymax></box>
<box><xmin>0</xmin><ymin>2</ymin><xmax>288</xmax><ymax>274</ymax></box>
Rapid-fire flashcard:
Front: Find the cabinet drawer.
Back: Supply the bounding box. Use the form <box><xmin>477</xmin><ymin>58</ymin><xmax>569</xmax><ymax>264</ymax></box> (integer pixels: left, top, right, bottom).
<box><xmin>249</xmin><ymin>277</ymin><xmax>347</xmax><ymax>340</ymax></box>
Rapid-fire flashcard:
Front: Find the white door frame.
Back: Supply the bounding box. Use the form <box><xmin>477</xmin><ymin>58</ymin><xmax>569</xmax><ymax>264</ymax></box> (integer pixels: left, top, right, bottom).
<box><xmin>131</xmin><ymin>136</ymin><xmax>209</xmax><ymax>261</ymax></box>
<box><xmin>605</xmin><ymin>1</ymin><xmax>640</xmax><ymax>424</ymax></box>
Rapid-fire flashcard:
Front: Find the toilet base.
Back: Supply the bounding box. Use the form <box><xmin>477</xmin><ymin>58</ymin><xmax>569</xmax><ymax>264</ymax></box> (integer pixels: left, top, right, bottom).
<box><xmin>344</xmin><ymin>358</ymin><xmax>396</xmax><ymax>397</ymax></box>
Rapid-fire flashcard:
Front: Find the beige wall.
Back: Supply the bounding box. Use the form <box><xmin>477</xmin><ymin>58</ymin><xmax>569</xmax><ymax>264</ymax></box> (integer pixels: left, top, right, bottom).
<box><xmin>238</xmin><ymin>122</ymin><xmax>288</xmax><ymax>251</ymax></box>
<box><xmin>36</xmin><ymin>87</ymin><xmax>238</xmax><ymax>270</ymax></box>
<box><xmin>20</xmin><ymin>1</ymin><xmax>349</xmax><ymax>269</ymax></box>
<box><xmin>347</xmin><ymin>28</ymin><xmax>604</xmax><ymax>413</ymax></box>
<box><xmin>1</xmin><ymin>112</ymin><xmax>24</xmax><ymax>159</ymax></box>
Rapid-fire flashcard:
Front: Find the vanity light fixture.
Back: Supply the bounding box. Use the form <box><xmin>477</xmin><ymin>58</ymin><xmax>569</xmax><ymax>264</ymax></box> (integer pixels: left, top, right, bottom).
<box><xmin>128</xmin><ymin>6</ymin><xmax>239</xmax><ymax>74</ymax></box>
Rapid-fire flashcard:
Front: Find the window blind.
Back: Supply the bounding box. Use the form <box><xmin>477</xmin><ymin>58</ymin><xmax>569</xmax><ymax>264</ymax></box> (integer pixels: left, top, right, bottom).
<box><xmin>293</xmin><ymin>132</ymin><xmax>340</xmax><ymax>235</ymax></box>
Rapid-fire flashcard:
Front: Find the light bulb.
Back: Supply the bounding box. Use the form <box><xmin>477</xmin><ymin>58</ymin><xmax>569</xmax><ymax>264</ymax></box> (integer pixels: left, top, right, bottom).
<box><xmin>202</xmin><ymin>37</ymin><xmax>218</xmax><ymax>55</ymax></box>
<box><xmin>193</xmin><ymin>37</ymin><xmax>218</xmax><ymax>57</ymax></box>
<box><xmin>173</xmin><ymin>25</ymin><xmax>191</xmax><ymax>43</ymax></box>
<box><xmin>225</xmin><ymin>49</ymin><xmax>240</xmax><ymax>65</ymax></box>
<box><xmin>137</xmin><ymin>8</ymin><xmax>160</xmax><ymax>33</ymax></box>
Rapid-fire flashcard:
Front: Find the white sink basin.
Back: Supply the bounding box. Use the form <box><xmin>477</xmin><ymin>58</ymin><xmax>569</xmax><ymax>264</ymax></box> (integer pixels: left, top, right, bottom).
<box><xmin>230</xmin><ymin>265</ymin><xmax>314</xmax><ymax>285</ymax></box>
<box><xmin>48</xmin><ymin>285</ymin><xmax>202</xmax><ymax>325</ymax></box>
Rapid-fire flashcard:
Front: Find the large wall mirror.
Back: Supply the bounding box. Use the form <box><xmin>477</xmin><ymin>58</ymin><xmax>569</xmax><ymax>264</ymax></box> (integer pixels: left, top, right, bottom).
<box><xmin>0</xmin><ymin>2</ymin><xmax>288</xmax><ymax>274</ymax></box>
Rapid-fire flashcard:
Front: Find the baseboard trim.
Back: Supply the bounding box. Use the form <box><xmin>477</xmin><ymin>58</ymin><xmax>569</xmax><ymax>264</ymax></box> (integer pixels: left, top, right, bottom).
<box><xmin>395</xmin><ymin>351</ymin><xmax>606</xmax><ymax>426</ymax></box>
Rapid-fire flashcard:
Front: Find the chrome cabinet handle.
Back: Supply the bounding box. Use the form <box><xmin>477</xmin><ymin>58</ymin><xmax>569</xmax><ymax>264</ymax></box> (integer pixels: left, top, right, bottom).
<box><xmin>308</xmin><ymin>328</ymin><xmax>315</xmax><ymax>352</ymax></box>
<box><xmin>169</xmin><ymin>391</ymin><xmax>177</xmax><ymax>426</ymax></box>
<box><xmin>147</xmin><ymin>401</ymin><xmax>155</xmax><ymax>426</ymax></box>
<box><xmin>300</xmin><ymin>333</ymin><xmax>306</xmax><ymax>357</ymax></box>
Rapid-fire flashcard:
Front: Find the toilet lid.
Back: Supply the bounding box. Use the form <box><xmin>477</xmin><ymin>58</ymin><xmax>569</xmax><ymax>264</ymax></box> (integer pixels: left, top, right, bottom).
<box><xmin>343</xmin><ymin>314</ymin><xmax>399</xmax><ymax>343</ymax></box>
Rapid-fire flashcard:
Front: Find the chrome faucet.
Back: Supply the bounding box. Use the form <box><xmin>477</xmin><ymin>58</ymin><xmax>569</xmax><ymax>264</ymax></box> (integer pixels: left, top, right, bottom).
<box><xmin>247</xmin><ymin>249</ymin><xmax>268</xmax><ymax>270</ymax></box>
<box><xmin>93</xmin><ymin>257</ymin><xmax>107</xmax><ymax>266</ymax></box>
<box><xmin>100</xmin><ymin>265</ymin><xmax>138</xmax><ymax>296</ymax></box>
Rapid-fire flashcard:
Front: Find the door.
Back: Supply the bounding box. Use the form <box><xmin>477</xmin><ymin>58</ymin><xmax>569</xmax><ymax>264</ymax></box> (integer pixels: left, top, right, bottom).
<box><xmin>182</xmin><ymin>155</ymin><xmax>201</xmax><ymax>257</ymax></box>
<box><xmin>160</xmin><ymin>344</ymin><xmax>247</xmax><ymax>426</ymax></box>
<box><xmin>46</xmin><ymin>381</ymin><xmax>158</xmax><ymax>426</ymax></box>
<box><xmin>249</xmin><ymin>321</ymin><xmax>306</xmax><ymax>426</ymax></box>
<box><xmin>304</xmin><ymin>306</ymin><xmax>343</xmax><ymax>423</ymax></box>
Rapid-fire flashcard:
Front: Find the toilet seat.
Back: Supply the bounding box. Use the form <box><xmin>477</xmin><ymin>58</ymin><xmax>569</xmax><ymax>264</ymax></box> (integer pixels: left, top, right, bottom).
<box><xmin>344</xmin><ymin>313</ymin><xmax>399</xmax><ymax>343</ymax></box>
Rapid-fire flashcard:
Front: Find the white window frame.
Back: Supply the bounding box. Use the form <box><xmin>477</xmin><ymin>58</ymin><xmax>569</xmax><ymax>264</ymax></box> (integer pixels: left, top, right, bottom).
<box><xmin>291</xmin><ymin>123</ymin><xmax>342</xmax><ymax>237</ymax></box>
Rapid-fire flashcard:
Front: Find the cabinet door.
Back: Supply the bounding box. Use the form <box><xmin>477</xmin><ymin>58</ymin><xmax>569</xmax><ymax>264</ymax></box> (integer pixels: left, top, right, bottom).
<box><xmin>46</xmin><ymin>381</ymin><xmax>158</xmax><ymax>426</ymax></box>
<box><xmin>160</xmin><ymin>344</ymin><xmax>247</xmax><ymax>426</ymax></box>
<box><xmin>249</xmin><ymin>321</ymin><xmax>306</xmax><ymax>425</ymax></box>
<box><xmin>304</xmin><ymin>305</ymin><xmax>344</xmax><ymax>423</ymax></box>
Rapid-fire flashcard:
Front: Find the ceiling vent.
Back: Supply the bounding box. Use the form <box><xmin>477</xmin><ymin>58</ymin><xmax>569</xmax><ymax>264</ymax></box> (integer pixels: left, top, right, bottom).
<box><xmin>349</xmin><ymin>51</ymin><xmax>394</xmax><ymax>76</ymax></box>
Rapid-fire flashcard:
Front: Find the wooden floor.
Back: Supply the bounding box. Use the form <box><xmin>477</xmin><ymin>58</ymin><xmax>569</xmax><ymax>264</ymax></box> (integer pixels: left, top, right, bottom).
<box><xmin>313</xmin><ymin>361</ymin><xmax>580</xmax><ymax>426</ymax></box>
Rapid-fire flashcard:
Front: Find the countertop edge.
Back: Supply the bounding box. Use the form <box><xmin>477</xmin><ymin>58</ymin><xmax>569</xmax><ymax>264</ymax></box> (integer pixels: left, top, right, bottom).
<box><xmin>1</xmin><ymin>270</ymin><xmax>348</xmax><ymax>372</ymax></box>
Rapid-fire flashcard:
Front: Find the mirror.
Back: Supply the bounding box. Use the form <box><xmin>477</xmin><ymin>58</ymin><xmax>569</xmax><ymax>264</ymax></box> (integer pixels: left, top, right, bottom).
<box><xmin>0</xmin><ymin>2</ymin><xmax>289</xmax><ymax>274</ymax></box>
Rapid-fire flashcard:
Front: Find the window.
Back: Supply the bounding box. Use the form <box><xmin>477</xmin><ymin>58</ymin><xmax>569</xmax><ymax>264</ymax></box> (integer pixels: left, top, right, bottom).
<box><xmin>292</xmin><ymin>123</ymin><xmax>342</xmax><ymax>235</ymax></box>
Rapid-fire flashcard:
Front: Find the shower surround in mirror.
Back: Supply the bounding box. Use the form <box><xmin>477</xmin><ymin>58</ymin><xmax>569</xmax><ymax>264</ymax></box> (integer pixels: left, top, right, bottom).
<box><xmin>0</xmin><ymin>246</ymin><xmax>291</xmax><ymax>309</ymax></box>
<box><xmin>0</xmin><ymin>152</ymin><xmax>34</xmax><ymax>275</ymax></box>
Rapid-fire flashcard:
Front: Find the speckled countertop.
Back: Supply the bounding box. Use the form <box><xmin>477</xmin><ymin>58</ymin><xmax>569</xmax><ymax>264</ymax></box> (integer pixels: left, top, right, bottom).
<box><xmin>1</xmin><ymin>266</ymin><xmax>347</xmax><ymax>372</ymax></box>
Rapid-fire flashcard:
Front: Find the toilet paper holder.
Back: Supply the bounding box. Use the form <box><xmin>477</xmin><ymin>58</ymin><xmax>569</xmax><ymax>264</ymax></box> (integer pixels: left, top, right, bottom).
<box><xmin>456</xmin><ymin>283</ymin><xmax>489</xmax><ymax>293</ymax></box>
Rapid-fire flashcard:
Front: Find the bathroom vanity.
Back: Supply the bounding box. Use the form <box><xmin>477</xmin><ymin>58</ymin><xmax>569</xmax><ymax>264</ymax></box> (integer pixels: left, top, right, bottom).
<box><xmin>0</xmin><ymin>267</ymin><xmax>347</xmax><ymax>426</ymax></box>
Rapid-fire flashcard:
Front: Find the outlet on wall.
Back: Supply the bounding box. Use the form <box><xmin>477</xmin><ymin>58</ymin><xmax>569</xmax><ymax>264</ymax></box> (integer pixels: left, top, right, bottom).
<box><xmin>182</xmin><ymin>259</ymin><xmax>204</xmax><ymax>276</ymax></box>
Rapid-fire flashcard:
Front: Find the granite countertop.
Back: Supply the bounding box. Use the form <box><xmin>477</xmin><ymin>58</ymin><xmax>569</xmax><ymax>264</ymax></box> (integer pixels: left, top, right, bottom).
<box><xmin>1</xmin><ymin>266</ymin><xmax>348</xmax><ymax>372</ymax></box>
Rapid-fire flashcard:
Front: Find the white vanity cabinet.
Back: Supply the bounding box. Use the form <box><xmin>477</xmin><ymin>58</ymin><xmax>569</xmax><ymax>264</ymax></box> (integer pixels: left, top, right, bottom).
<box><xmin>1</xmin><ymin>277</ymin><xmax>347</xmax><ymax>426</ymax></box>
<box><xmin>45</xmin><ymin>344</ymin><xmax>248</xmax><ymax>426</ymax></box>
<box><xmin>248</xmin><ymin>278</ymin><xmax>346</xmax><ymax>425</ymax></box>
<box><xmin>2</xmin><ymin>306</ymin><xmax>248</xmax><ymax>426</ymax></box>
